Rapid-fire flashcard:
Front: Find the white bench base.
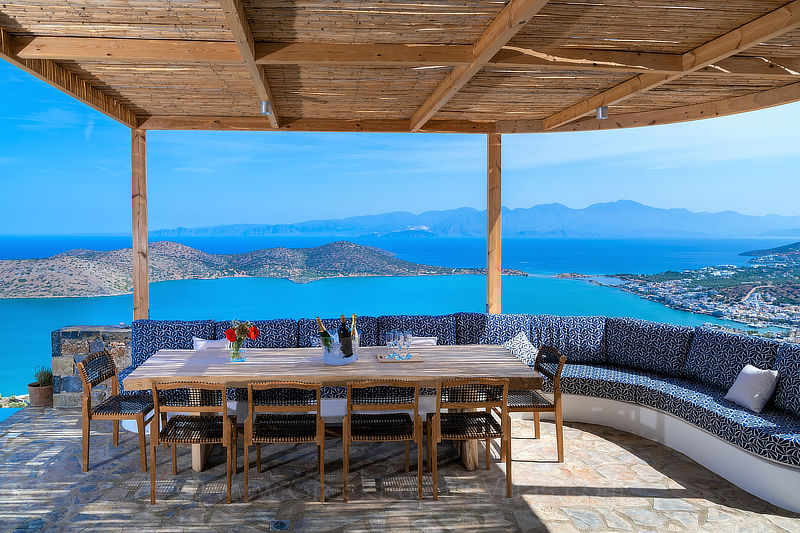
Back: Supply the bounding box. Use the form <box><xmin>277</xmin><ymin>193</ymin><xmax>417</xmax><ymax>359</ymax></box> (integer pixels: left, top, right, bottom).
<box><xmin>528</xmin><ymin>394</ymin><xmax>800</xmax><ymax>513</ymax></box>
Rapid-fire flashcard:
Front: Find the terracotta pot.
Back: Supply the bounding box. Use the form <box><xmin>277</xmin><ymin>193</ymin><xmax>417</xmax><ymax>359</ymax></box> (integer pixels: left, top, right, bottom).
<box><xmin>27</xmin><ymin>383</ymin><xmax>53</xmax><ymax>407</ymax></box>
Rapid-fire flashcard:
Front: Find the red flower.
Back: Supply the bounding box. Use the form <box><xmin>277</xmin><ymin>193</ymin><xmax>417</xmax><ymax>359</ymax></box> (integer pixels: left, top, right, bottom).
<box><xmin>225</xmin><ymin>328</ymin><xmax>237</xmax><ymax>342</ymax></box>
<box><xmin>248</xmin><ymin>325</ymin><xmax>260</xmax><ymax>340</ymax></box>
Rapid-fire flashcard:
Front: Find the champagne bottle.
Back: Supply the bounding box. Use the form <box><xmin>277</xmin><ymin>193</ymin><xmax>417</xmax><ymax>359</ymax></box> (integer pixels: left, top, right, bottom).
<box><xmin>351</xmin><ymin>314</ymin><xmax>360</xmax><ymax>348</ymax></box>
<box><xmin>316</xmin><ymin>317</ymin><xmax>333</xmax><ymax>349</ymax></box>
<box><xmin>338</xmin><ymin>314</ymin><xmax>353</xmax><ymax>357</ymax></box>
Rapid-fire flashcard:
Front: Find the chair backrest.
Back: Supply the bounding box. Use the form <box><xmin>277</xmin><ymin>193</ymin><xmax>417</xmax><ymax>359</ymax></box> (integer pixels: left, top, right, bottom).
<box><xmin>152</xmin><ymin>381</ymin><xmax>226</xmax><ymax>414</ymax></box>
<box><xmin>247</xmin><ymin>381</ymin><xmax>321</xmax><ymax>415</ymax></box>
<box><xmin>534</xmin><ymin>345</ymin><xmax>566</xmax><ymax>392</ymax></box>
<box><xmin>437</xmin><ymin>377</ymin><xmax>508</xmax><ymax>411</ymax></box>
<box><xmin>347</xmin><ymin>380</ymin><xmax>420</xmax><ymax>415</ymax></box>
<box><xmin>76</xmin><ymin>350</ymin><xmax>117</xmax><ymax>391</ymax></box>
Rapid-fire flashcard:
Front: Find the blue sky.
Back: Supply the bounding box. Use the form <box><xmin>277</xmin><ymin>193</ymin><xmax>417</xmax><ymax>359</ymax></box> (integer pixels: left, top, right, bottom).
<box><xmin>0</xmin><ymin>59</ymin><xmax>799</xmax><ymax>235</ymax></box>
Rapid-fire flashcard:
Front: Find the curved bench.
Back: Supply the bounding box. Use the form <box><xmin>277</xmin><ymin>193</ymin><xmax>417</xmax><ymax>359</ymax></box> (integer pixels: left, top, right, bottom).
<box><xmin>119</xmin><ymin>313</ymin><xmax>800</xmax><ymax>511</ymax></box>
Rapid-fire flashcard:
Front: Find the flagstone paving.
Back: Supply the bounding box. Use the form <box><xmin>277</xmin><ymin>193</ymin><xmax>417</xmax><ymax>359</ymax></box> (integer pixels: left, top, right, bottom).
<box><xmin>0</xmin><ymin>407</ymin><xmax>798</xmax><ymax>532</ymax></box>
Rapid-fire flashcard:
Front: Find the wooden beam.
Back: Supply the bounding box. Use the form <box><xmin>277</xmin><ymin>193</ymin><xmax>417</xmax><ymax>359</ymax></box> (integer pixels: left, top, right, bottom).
<box><xmin>487</xmin><ymin>133</ymin><xmax>502</xmax><ymax>314</ymax></box>
<box><xmin>409</xmin><ymin>0</ymin><xmax>550</xmax><ymax>132</ymax></box>
<box><xmin>131</xmin><ymin>129</ymin><xmax>149</xmax><ymax>321</ymax></box>
<box><xmin>542</xmin><ymin>0</ymin><xmax>800</xmax><ymax>130</ymax></box>
<box><xmin>14</xmin><ymin>36</ymin><xmax>800</xmax><ymax>80</ymax></box>
<box><xmin>15</xmin><ymin>36</ymin><xmax>242</xmax><ymax>64</ymax></box>
<box><xmin>138</xmin><ymin>116</ymin><xmax>497</xmax><ymax>133</ymax></box>
<box><xmin>218</xmin><ymin>0</ymin><xmax>279</xmax><ymax>128</ymax></box>
<box><xmin>0</xmin><ymin>29</ymin><xmax>138</xmax><ymax>128</ymax></box>
<box><xmin>548</xmin><ymin>81</ymin><xmax>800</xmax><ymax>133</ymax></box>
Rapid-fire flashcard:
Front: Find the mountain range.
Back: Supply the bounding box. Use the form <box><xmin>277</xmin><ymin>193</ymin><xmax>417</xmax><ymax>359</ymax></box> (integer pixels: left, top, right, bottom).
<box><xmin>151</xmin><ymin>201</ymin><xmax>800</xmax><ymax>239</ymax></box>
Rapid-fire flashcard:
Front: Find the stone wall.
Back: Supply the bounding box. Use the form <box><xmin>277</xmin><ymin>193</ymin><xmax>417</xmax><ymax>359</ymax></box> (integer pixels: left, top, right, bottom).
<box><xmin>51</xmin><ymin>325</ymin><xmax>131</xmax><ymax>408</ymax></box>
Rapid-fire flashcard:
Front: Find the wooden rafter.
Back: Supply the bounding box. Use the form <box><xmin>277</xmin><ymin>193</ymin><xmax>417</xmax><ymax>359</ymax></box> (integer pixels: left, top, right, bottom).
<box><xmin>542</xmin><ymin>0</ymin><xmax>800</xmax><ymax>131</ymax></box>
<box><xmin>138</xmin><ymin>116</ymin><xmax>497</xmax><ymax>134</ymax></box>
<box><xmin>218</xmin><ymin>0</ymin><xmax>279</xmax><ymax>128</ymax></box>
<box><xmin>409</xmin><ymin>0</ymin><xmax>550</xmax><ymax>132</ymax></box>
<box><xmin>14</xmin><ymin>37</ymin><xmax>800</xmax><ymax>80</ymax></box>
<box><xmin>0</xmin><ymin>29</ymin><xmax>138</xmax><ymax>128</ymax></box>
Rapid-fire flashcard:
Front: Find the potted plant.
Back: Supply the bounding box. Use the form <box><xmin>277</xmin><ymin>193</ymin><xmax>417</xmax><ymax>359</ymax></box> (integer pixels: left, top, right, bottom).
<box><xmin>28</xmin><ymin>366</ymin><xmax>53</xmax><ymax>407</ymax></box>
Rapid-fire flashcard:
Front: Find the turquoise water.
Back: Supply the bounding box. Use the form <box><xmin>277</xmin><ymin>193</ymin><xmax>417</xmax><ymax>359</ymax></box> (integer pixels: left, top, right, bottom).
<box><xmin>0</xmin><ymin>272</ymin><xmax>750</xmax><ymax>397</ymax></box>
<box><xmin>0</xmin><ymin>408</ymin><xmax>19</xmax><ymax>422</ymax></box>
<box><xmin>0</xmin><ymin>235</ymin><xmax>793</xmax><ymax>397</ymax></box>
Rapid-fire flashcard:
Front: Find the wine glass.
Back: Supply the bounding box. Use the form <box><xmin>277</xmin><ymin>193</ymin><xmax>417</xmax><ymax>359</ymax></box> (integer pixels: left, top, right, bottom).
<box><xmin>402</xmin><ymin>330</ymin><xmax>413</xmax><ymax>359</ymax></box>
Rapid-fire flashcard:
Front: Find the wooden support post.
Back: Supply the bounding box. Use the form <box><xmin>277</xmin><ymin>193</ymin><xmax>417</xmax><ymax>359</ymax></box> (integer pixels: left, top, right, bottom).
<box><xmin>487</xmin><ymin>133</ymin><xmax>502</xmax><ymax>314</ymax></box>
<box><xmin>131</xmin><ymin>129</ymin><xmax>149</xmax><ymax>321</ymax></box>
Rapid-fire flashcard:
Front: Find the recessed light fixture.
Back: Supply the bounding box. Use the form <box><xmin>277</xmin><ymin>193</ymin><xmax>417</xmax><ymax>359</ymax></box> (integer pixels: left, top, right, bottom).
<box><xmin>596</xmin><ymin>106</ymin><xmax>609</xmax><ymax>120</ymax></box>
<box><xmin>260</xmin><ymin>100</ymin><xmax>272</xmax><ymax>115</ymax></box>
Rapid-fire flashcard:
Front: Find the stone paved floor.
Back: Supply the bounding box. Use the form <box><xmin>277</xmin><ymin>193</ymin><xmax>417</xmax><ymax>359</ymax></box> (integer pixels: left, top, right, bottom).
<box><xmin>0</xmin><ymin>407</ymin><xmax>798</xmax><ymax>532</ymax></box>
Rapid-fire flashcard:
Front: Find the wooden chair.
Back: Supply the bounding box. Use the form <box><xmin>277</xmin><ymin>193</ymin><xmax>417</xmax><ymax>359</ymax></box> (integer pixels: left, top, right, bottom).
<box><xmin>343</xmin><ymin>380</ymin><xmax>423</xmax><ymax>501</ymax></box>
<box><xmin>76</xmin><ymin>349</ymin><xmax>154</xmax><ymax>472</ymax></box>
<box><xmin>149</xmin><ymin>382</ymin><xmax>236</xmax><ymax>504</ymax></box>
<box><xmin>244</xmin><ymin>381</ymin><xmax>325</xmax><ymax>502</ymax></box>
<box><xmin>505</xmin><ymin>345</ymin><xmax>566</xmax><ymax>462</ymax></box>
<box><xmin>427</xmin><ymin>377</ymin><xmax>510</xmax><ymax>499</ymax></box>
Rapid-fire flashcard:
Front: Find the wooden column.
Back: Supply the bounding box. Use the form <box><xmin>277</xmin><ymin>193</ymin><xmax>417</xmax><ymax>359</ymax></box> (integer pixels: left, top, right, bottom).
<box><xmin>131</xmin><ymin>128</ymin><xmax>149</xmax><ymax>321</ymax></box>
<box><xmin>487</xmin><ymin>133</ymin><xmax>502</xmax><ymax>314</ymax></box>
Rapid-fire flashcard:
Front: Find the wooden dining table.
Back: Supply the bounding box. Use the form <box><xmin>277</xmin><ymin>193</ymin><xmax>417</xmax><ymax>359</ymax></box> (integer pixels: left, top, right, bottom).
<box><xmin>123</xmin><ymin>344</ymin><xmax>542</xmax><ymax>471</ymax></box>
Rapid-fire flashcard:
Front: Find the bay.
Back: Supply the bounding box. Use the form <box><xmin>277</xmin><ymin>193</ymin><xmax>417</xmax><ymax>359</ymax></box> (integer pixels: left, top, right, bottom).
<box><xmin>0</xmin><ymin>235</ymin><xmax>791</xmax><ymax>397</ymax></box>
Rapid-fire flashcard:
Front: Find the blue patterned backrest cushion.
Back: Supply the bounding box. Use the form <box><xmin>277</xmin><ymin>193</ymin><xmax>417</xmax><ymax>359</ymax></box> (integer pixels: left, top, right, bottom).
<box><xmin>377</xmin><ymin>315</ymin><xmax>456</xmax><ymax>345</ymax></box>
<box><xmin>534</xmin><ymin>315</ymin><xmax>607</xmax><ymax>364</ymax></box>
<box><xmin>773</xmin><ymin>343</ymin><xmax>800</xmax><ymax>416</ymax></box>
<box><xmin>606</xmin><ymin>317</ymin><xmax>693</xmax><ymax>376</ymax></box>
<box><xmin>480</xmin><ymin>314</ymin><xmax>533</xmax><ymax>345</ymax></box>
<box><xmin>455</xmin><ymin>312</ymin><xmax>485</xmax><ymax>345</ymax></box>
<box><xmin>213</xmin><ymin>319</ymin><xmax>298</xmax><ymax>348</ymax></box>
<box><xmin>297</xmin><ymin>316</ymin><xmax>378</xmax><ymax>347</ymax></box>
<box><xmin>131</xmin><ymin>319</ymin><xmax>215</xmax><ymax>367</ymax></box>
<box><xmin>684</xmin><ymin>327</ymin><xmax>780</xmax><ymax>390</ymax></box>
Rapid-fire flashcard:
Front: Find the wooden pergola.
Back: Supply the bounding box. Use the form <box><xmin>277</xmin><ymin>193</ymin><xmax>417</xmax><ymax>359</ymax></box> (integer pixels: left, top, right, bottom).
<box><xmin>2</xmin><ymin>0</ymin><xmax>799</xmax><ymax>320</ymax></box>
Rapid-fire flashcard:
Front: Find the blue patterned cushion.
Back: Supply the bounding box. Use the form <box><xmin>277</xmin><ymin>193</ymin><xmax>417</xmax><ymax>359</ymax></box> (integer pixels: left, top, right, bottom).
<box><xmin>297</xmin><ymin>317</ymin><xmax>378</xmax><ymax>347</ymax></box>
<box><xmin>606</xmin><ymin>317</ymin><xmax>693</xmax><ymax>376</ymax></box>
<box><xmin>131</xmin><ymin>319</ymin><xmax>215</xmax><ymax>367</ymax></box>
<box><xmin>213</xmin><ymin>319</ymin><xmax>297</xmax><ymax>348</ymax></box>
<box><xmin>774</xmin><ymin>343</ymin><xmax>800</xmax><ymax>416</ymax></box>
<box><xmin>377</xmin><ymin>315</ymin><xmax>456</xmax><ymax>345</ymax></box>
<box><xmin>684</xmin><ymin>327</ymin><xmax>780</xmax><ymax>390</ymax></box>
<box><xmin>644</xmin><ymin>374</ymin><xmax>800</xmax><ymax>467</ymax></box>
<box><xmin>455</xmin><ymin>312</ymin><xmax>485</xmax><ymax>345</ymax></box>
<box><xmin>534</xmin><ymin>315</ymin><xmax>607</xmax><ymax>364</ymax></box>
<box><xmin>481</xmin><ymin>314</ymin><xmax>533</xmax><ymax>345</ymax></box>
<box><xmin>503</xmin><ymin>331</ymin><xmax>537</xmax><ymax>366</ymax></box>
<box><xmin>543</xmin><ymin>363</ymin><xmax>800</xmax><ymax>467</ymax></box>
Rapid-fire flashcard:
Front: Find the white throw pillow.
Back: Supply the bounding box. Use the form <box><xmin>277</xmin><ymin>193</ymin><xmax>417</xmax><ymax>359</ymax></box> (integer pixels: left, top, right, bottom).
<box><xmin>409</xmin><ymin>336</ymin><xmax>437</xmax><ymax>346</ymax></box>
<box><xmin>724</xmin><ymin>364</ymin><xmax>779</xmax><ymax>413</ymax></box>
<box><xmin>192</xmin><ymin>337</ymin><xmax>229</xmax><ymax>350</ymax></box>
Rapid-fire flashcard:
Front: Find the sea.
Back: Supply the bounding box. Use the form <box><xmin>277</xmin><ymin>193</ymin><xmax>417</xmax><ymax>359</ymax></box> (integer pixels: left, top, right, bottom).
<box><xmin>0</xmin><ymin>235</ymin><xmax>792</xmax><ymax>421</ymax></box>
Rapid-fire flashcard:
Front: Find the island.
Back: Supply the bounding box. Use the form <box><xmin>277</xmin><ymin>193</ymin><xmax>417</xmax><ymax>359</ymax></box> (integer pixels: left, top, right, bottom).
<box><xmin>0</xmin><ymin>240</ymin><xmax>527</xmax><ymax>298</ymax></box>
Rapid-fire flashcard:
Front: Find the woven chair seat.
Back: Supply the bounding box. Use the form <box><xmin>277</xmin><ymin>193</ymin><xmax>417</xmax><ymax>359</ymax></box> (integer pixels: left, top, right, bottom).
<box><xmin>350</xmin><ymin>413</ymin><xmax>414</xmax><ymax>441</ymax></box>
<box><xmin>92</xmin><ymin>393</ymin><xmax>153</xmax><ymax>417</ymax></box>
<box><xmin>159</xmin><ymin>415</ymin><xmax>235</xmax><ymax>444</ymax></box>
<box><xmin>252</xmin><ymin>413</ymin><xmax>317</xmax><ymax>443</ymax></box>
<box><xmin>507</xmin><ymin>389</ymin><xmax>554</xmax><ymax>410</ymax></box>
<box><xmin>435</xmin><ymin>411</ymin><xmax>502</xmax><ymax>440</ymax></box>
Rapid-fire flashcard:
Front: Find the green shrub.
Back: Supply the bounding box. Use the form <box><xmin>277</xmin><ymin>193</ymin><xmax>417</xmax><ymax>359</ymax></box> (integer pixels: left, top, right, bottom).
<box><xmin>34</xmin><ymin>366</ymin><xmax>52</xmax><ymax>386</ymax></box>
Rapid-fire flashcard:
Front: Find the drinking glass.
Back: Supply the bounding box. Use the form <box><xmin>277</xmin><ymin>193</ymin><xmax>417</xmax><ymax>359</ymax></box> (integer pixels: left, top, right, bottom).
<box><xmin>402</xmin><ymin>330</ymin><xmax>413</xmax><ymax>359</ymax></box>
<box><xmin>387</xmin><ymin>330</ymin><xmax>398</xmax><ymax>359</ymax></box>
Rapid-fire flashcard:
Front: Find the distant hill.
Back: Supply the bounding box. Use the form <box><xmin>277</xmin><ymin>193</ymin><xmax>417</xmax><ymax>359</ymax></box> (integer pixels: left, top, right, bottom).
<box><xmin>0</xmin><ymin>241</ymin><xmax>524</xmax><ymax>298</ymax></box>
<box><xmin>741</xmin><ymin>241</ymin><xmax>800</xmax><ymax>257</ymax></box>
<box><xmin>151</xmin><ymin>201</ymin><xmax>800</xmax><ymax>239</ymax></box>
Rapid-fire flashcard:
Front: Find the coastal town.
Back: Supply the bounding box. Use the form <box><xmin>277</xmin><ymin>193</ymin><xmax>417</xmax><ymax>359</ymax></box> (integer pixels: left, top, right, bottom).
<box><xmin>611</xmin><ymin>242</ymin><xmax>800</xmax><ymax>341</ymax></box>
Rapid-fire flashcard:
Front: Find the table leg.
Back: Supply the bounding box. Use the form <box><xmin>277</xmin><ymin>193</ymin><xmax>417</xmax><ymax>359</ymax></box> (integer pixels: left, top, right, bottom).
<box><xmin>192</xmin><ymin>443</ymin><xmax>212</xmax><ymax>472</ymax></box>
<box><xmin>456</xmin><ymin>408</ymin><xmax>479</xmax><ymax>471</ymax></box>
